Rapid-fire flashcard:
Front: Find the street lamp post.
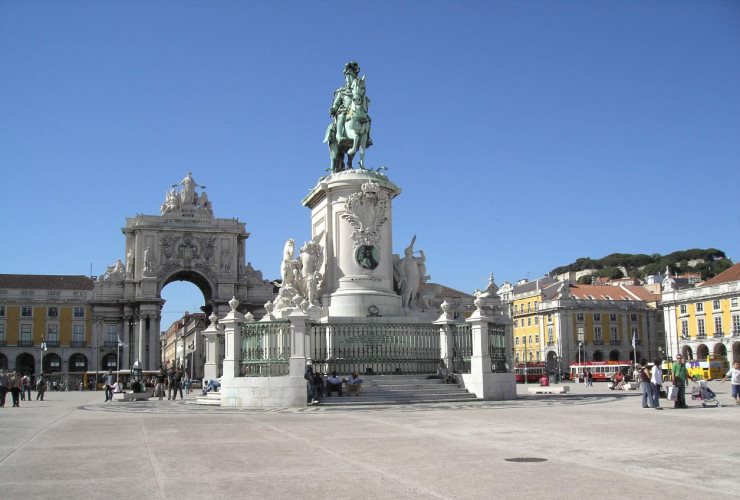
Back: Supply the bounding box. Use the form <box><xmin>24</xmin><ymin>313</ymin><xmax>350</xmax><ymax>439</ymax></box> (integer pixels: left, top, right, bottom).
<box><xmin>523</xmin><ymin>336</ymin><xmax>528</xmax><ymax>385</ymax></box>
<box><xmin>577</xmin><ymin>330</ymin><xmax>584</xmax><ymax>383</ymax></box>
<box><xmin>39</xmin><ymin>337</ymin><xmax>48</xmax><ymax>377</ymax></box>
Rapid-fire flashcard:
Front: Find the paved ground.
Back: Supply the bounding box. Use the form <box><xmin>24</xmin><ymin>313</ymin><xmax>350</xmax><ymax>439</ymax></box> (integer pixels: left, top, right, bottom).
<box><xmin>0</xmin><ymin>382</ymin><xmax>738</xmax><ymax>499</ymax></box>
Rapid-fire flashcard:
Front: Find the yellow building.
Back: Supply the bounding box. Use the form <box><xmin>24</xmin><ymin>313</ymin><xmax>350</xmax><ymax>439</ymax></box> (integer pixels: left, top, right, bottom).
<box><xmin>510</xmin><ymin>277</ymin><xmax>663</xmax><ymax>374</ymax></box>
<box><xmin>661</xmin><ymin>263</ymin><xmax>740</xmax><ymax>364</ymax></box>
<box><xmin>0</xmin><ymin>275</ymin><xmax>94</xmax><ymax>386</ymax></box>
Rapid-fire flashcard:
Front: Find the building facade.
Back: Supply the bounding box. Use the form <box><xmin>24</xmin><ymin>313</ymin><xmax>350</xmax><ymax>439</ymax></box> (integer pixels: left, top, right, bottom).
<box><xmin>661</xmin><ymin>263</ymin><xmax>740</xmax><ymax>364</ymax></box>
<box><xmin>161</xmin><ymin>312</ymin><xmax>207</xmax><ymax>379</ymax></box>
<box><xmin>0</xmin><ymin>275</ymin><xmax>94</xmax><ymax>387</ymax></box>
<box><xmin>511</xmin><ymin>277</ymin><xmax>663</xmax><ymax>374</ymax></box>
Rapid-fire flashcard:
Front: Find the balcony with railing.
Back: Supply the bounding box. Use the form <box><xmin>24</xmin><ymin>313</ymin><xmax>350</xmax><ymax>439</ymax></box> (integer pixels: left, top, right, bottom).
<box><xmin>713</xmin><ymin>332</ymin><xmax>723</xmax><ymax>338</ymax></box>
<box><xmin>71</xmin><ymin>340</ymin><xmax>86</xmax><ymax>347</ymax></box>
<box><xmin>593</xmin><ymin>339</ymin><xmax>604</xmax><ymax>346</ymax></box>
<box><xmin>0</xmin><ymin>340</ymin><xmax>6</xmax><ymax>347</ymax></box>
<box><xmin>102</xmin><ymin>340</ymin><xmax>119</xmax><ymax>348</ymax></box>
<box><xmin>696</xmin><ymin>333</ymin><xmax>707</xmax><ymax>340</ymax></box>
<box><xmin>46</xmin><ymin>340</ymin><xmax>60</xmax><ymax>347</ymax></box>
<box><xmin>610</xmin><ymin>339</ymin><xmax>621</xmax><ymax>345</ymax></box>
<box><xmin>18</xmin><ymin>340</ymin><xmax>34</xmax><ymax>347</ymax></box>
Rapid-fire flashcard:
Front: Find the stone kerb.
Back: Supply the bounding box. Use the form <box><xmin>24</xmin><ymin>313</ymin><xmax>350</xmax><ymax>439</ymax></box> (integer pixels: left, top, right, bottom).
<box><xmin>461</xmin><ymin>307</ymin><xmax>516</xmax><ymax>401</ymax></box>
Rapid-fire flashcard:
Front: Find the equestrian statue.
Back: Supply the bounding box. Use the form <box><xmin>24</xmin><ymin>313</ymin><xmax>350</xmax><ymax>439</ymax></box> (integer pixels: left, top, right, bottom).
<box><xmin>324</xmin><ymin>61</ymin><xmax>373</xmax><ymax>173</ymax></box>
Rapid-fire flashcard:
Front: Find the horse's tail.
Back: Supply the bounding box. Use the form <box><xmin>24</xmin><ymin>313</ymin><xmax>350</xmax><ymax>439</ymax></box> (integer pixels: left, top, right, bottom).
<box><xmin>323</xmin><ymin>123</ymin><xmax>334</xmax><ymax>144</ymax></box>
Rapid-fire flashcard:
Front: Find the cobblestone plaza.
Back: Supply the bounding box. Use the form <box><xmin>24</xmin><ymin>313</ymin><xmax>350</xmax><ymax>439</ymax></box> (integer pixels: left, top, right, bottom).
<box><xmin>1</xmin><ymin>384</ymin><xmax>737</xmax><ymax>499</ymax></box>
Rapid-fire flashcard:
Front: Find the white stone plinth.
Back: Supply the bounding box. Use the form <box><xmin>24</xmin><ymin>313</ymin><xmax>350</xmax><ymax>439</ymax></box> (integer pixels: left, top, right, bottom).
<box><xmin>219</xmin><ymin>376</ymin><xmax>307</xmax><ymax>407</ymax></box>
<box><xmin>302</xmin><ymin>169</ymin><xmax>402</xmax><ymax>319</ymax></box>
<box><xmin>460</xmin><ymin>372</ymin><xmax>517</xmax><ymax>400</ymax></box>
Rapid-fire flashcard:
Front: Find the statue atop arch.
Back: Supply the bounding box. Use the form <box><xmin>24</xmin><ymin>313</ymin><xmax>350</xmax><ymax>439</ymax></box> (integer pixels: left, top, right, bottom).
<box><xmin>323</xmin><ymin>60</ymin><xmax>373</xmax><ymax>172</ymax></box>
<box><xmin>160</xmin><ymin>171</ymin><xmax>213</xmax><ymax>217</ymax></box>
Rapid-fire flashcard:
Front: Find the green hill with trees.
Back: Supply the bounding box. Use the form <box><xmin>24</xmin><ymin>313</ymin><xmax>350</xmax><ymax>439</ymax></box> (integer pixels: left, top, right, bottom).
<box><xmin>550</xmin><ymin>248</ymin><xmax>733</xmax><ymax>282</ymax></box>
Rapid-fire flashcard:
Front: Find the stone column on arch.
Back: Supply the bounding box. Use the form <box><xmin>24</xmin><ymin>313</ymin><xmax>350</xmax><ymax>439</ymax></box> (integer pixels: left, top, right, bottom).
<box><xmin>137</xmin><ymin>314</ymin><xmax>146</xmax><ymax>368</ymax></box>
<box><xmin>149</xmin><ymin>315</ymin><xmax>162</xmax><ymax>370</ymax></box>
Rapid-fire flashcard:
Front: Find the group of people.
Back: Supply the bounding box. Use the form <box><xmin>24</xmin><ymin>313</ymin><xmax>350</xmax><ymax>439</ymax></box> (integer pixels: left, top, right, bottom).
<box><xmin>153</xmin><ymin>367</ymin><xmax>191</xmax><ymax>401</ymax></box>
<box><xmin>0</xmin><ymin>370</ymin><xmax>49</xmax><ymax>407</ymax></box>
<box><xmin>304</xmin><ymin>361</ymin><xmax>364</xmax><ymax>404</ymax></box>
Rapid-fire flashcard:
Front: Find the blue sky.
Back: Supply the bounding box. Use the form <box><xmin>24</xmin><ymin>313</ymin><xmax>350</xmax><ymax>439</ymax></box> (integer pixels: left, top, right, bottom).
<box><xmin>1</xmin><ymin>1</ymin><xmax>739</xmax><ymax>324</ymax></box>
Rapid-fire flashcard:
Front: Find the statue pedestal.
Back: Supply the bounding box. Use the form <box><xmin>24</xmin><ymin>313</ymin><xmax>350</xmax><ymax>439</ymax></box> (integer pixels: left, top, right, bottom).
<box><xmin>302</xmin><ymin>170</ymin><xmax>403</xmax><ymax>318</ymax></box>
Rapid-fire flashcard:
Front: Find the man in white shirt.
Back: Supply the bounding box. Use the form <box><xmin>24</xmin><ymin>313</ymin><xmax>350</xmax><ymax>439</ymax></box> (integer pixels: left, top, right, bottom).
<box><xmin>722</xmin><ymin>361</ymin><xmax>740</xmax><ymax>406</ymax></box>
<box><xmin>326</xmin><ymin>371</ymin><xmax>344</xmax><ymax>397</ymax></box>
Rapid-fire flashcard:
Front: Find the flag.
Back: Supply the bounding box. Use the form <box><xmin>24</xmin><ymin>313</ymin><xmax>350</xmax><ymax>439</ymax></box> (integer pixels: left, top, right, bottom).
<box><xmin>631</xmin><ymin>332</ymin><xmax>636</xmax><ymax>349</ymax></box>
<box><xmin>117</xmin><ymin>336</ymin><xmax>124</xmax><ymax>347</ymax></box>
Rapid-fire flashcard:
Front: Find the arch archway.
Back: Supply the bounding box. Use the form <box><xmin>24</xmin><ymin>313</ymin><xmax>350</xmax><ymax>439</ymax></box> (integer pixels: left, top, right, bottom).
<box><xmin>609</xmin><ymin>350</ymin><xmax>620</xmax><ymax>361</ymax></box>
<box><xmin>15</xmin><ymin>353</ymin><xmax>35</xmax><ymax>375</ymax></box>
<box><xmin>43</xmin><ymin>353</ymin><xmax>62</xmax><ymax>373</ymax></box>
<box><xmin>696</xmin><ymin>344</ymin><xmax>709</xmax><ymax>360</ymax></box>
<box><xmin>713</xmin><ymin>343</ymin><xmax>727</xmax><ymax>358</ymax></box>
<box><xmin>101</xmin><ymin>353</ymin><xmax>117</xmax><ymax>371</ymax></box>
<box><xmin>0</xmin><ymin>353</ymin><xmax>8</xmax><ymax>370</ymax></box>
<box><xmin>91</xmin><ymin>176</ymin><xmax>275</xmax><ymax>373</ymax></box>
<box><xmin>682</xmin><ymin>345</ymin><xmax>693</xmax><ymax>360</ymax></box>
<box><xmin>592</xmin><ymin>350</ymin><xmax>603</xmax><ymax>362</ymax></box>
<box><xmin>732</xmin><ymin>342</ymin><xmax>740</xmax><ymax>364</ymax></box>
<box><xmin>68</xmin><ymin>353</ymin><xmax>88</xmax><ymax>372</ymax></box>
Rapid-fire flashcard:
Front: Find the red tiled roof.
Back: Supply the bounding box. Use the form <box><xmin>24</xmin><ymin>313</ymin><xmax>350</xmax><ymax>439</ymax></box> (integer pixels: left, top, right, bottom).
<box><xmin>701</xmin><ymin>263</ymin><xmax>740</xmax><ymax>287</ymax></box>
<box><xmin>563</xmin><ymin>283</ymin><xmax>659</xmax><ymax>302</ymax></box>
<box><xmin>0</xmin><ymin>274</ymin><xmax>94</xmax><ymax>290</ymax></box>
<box><xmin>419</xmin><ymin>282</ymin><xmax>474</xmax><ymax>300</ymax></box>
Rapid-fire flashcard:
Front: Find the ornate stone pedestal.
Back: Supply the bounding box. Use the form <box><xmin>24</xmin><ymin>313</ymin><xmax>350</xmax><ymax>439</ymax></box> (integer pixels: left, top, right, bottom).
<box><xmin>302</xmin><ymin>170</ymin><xmax>403</xmax><ymax>319</ymax></box>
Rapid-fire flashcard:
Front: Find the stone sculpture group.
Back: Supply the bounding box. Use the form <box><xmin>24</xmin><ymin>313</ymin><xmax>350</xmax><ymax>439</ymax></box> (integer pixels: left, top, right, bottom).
<box><xmin>273</xmin><ymin>233</ymin><xmax>325</xmax><ymax>311</ymax></box>
<box><xmin>161</xmin><ymin>171</ymin><xmax>213</xmax><ymax>216</ymax></box>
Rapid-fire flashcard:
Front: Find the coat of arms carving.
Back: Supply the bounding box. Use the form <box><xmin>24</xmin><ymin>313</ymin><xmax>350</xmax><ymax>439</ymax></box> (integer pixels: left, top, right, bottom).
<box><xmin>341</xmin><ymin>181</ymin><xmax>389</xmax><ymax>247</ymax></box>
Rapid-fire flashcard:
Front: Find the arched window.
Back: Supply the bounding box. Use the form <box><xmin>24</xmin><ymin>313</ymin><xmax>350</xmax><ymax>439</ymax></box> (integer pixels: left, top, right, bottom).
<box><xmin>68</xmin><ymin>353</ymin><xmax>88</xmax><ymax>372</ymax></box>
<box><xmin>43</xmin><ymin>353</ymin><xmax>63</xmax><ymax>373</ymax></box>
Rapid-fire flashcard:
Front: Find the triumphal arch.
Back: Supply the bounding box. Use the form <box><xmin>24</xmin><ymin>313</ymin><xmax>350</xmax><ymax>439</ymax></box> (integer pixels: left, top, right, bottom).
<box><xmin>91</xmin><ymin>172</ymin><xmax>273</xmax><ymax>371</ymax></box>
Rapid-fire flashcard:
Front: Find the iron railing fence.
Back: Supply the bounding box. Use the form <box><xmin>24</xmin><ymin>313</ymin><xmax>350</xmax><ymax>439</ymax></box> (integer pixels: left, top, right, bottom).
<box><xmin>240</xmin><ymin>321</ymin><xmax>291</xmax><ymax>377</ymax></box>
<box><xmin>488</xmin><ymin>324</ymin><xmax>508</xmax><ymax>373</ymax></box>
<box><xmin>452</xmin><ymin>323</ymin><xmax>472</xmax><ymax>374</ymax></box>
<box><xmin>309</xmin><ymin>323</ymin><xmax>440</xmax><ymax>375</ymax></box>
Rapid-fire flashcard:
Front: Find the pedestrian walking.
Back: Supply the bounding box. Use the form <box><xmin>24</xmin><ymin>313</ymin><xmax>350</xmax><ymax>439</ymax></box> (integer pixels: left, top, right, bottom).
<box><xmin>638</xmin><ymin>359</ymin><xmax>652</xmax><ymax>408</ymax></box>
<box><xmin>167</xmin><ymin>367</ymin><xmax>175</xmax><ymax>400</ymax></box>
<box><xmin>103</xmin><ymin>370</ymin><xmax>114</xmax><ymax>402</ymax></box>
<box><xmin>36</xmin><ymin>374</ymin><xmax>47</xmax><ymax>400</ymax></box>
<box><xmin>721</xmin><ymin>360</ymin><xmax>740</xmax><ymax>406</ymax></box>
<box><xmin>650</xmin><ymin>358</ymin><xmax>663</xmax><ymax>410</ymax></box>
<box><xmin>304</xmin><ymin>360</ymin><xmax>318</xmax><ymax>404</ymax></box>
<box><xmin>0</xmin><ymin>369</ymin><xmax>9</xmax><ymax>407</ymax></box>
<box><xmin>171</xmin><ymin>368</ymin><xmax>184</xmax><ymax>400</ymax></box>
<box><xmin>183</xmin><ymin>373</ymin><xmax>191</xmax><ymax>395</ymax></box>
<box><xmin>671</xmin><ymin>355</ymin><xmax>691</xmax><ymax>409</ymax></box>
<box><xmin>155</xmin><ymin>368</ymin><xmax>166</xmax><ymax>400</ymax></box>
<box><xmin>9</xmin><ymin>372</ymin><xmax>22</xmax><ymax>407</ymax></box>
<box><xmin>21</xmin><ymin>374</ymin><xmax>32</xmax><ymax>401</ymax></box>
<box><xmin>586</xmin><ymin>370</ymin><xmax>593</xmax><ymax>387</ymax></box>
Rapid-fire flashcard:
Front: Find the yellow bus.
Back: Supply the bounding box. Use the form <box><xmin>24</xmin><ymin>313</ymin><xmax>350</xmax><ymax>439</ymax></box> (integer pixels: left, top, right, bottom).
<box><xmin>662</xmin><ymin>356</ymin><xmax>728</xmax><ymax>382</ymax></box>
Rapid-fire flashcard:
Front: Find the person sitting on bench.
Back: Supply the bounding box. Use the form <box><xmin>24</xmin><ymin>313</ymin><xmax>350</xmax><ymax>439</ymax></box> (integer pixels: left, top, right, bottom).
<box><xmin>326</xmin><ymin>371</ymin><xmax>344</xmax><ymax>397</ymax></box>
<box><xmin>346</xmin><ymin>372</ymin><xmax>363</xmax><ymax>396</ymax></box>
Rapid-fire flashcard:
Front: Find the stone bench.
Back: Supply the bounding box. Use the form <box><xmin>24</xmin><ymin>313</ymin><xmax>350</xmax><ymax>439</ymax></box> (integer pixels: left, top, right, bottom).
<box><xmin>113</xmin><ymin>390</ymin><xmax>153</xmax><ymax>402</ymax></box>
<box><xmin>527</xmin><ymin>385</ymin><xmax>570</xmax><ymax>395</ymax></box>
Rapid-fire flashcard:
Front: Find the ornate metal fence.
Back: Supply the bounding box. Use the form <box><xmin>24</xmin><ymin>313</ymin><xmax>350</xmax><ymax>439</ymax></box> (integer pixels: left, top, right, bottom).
<box><xmin>240</xmin><ymin>321</ymin><xmax>291</xmax><ymax>377</ymax></box>
<box><xmin>309</xmin><ymin>323</ymin><xmax>440</xmax><ymax>375</ymax></box>
<box><xmin>488</xmin><ymin>324</ymin><xmax>508</xmax><ymax>372</ymax></box>
<box><xmin>452</xmin><ymin>323</ymin><xmax>472</xmax><ymax>374</ymax></box>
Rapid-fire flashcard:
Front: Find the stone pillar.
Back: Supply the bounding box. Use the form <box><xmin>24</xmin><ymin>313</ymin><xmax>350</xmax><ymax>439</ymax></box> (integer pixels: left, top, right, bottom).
<box><xmin>433</xmin><ymin>301</ymin><xmax>456</xmax><ymax>372</ymax></box>
<box><xmin>460</xmin><ymin>302</ymin><xmax>517</xmax><ymax>401</ymax></box>
<box><xmin>468</xmin><ymin>308</ymin><xmax>492</xmax><ymax>380</ymax></box>
<box><xmin>137</xmin><ymin>315</ymin><xmax>146</xmax><ymax>367</ymax></box>
<box><xmin>288</xmin><ymin>309</ymin><xmax>309</xmax><ymax>377</ymax></box>
<box><xmin>201</xmin><ymin>313</ymin><xmax>220</xmax><ymax>382</ymax></box>
<box><xmin>149</xmin><ymin>315</ymin><xmax>161</xmax><ymax>370</ymax></box>
<box><xmin>221</xmin><ymin>297</ymin><xmax>245</xmax><ymax>380</ymax></box>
